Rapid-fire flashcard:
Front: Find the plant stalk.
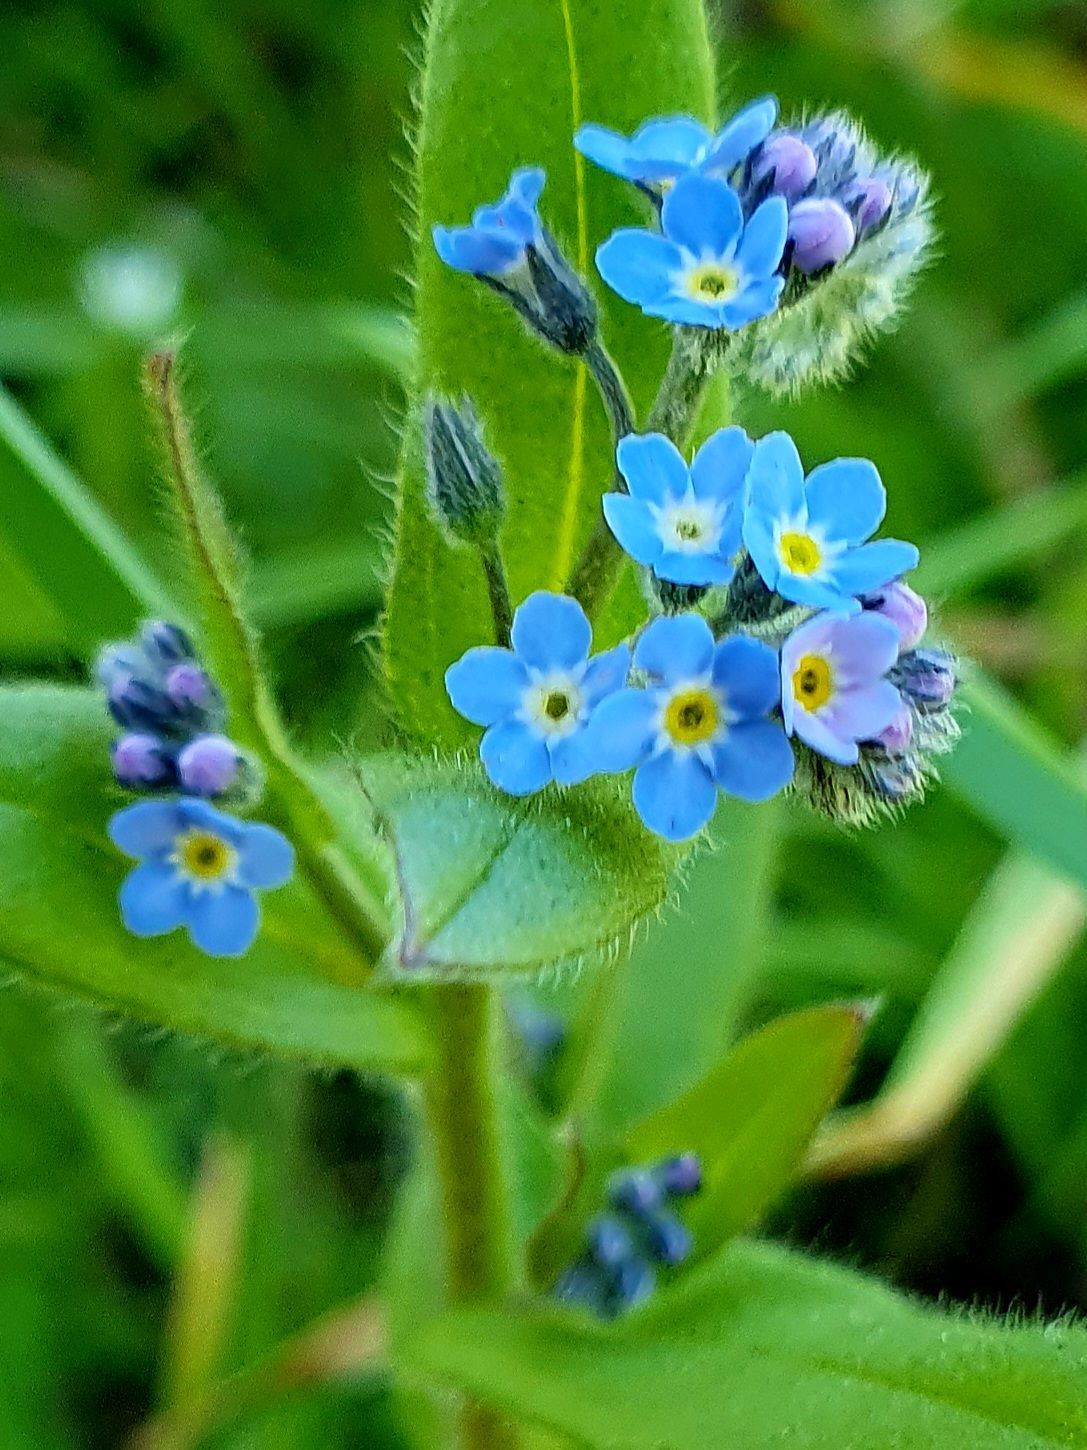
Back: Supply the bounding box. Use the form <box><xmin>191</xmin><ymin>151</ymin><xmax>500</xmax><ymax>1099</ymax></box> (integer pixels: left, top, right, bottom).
<box><xmin>478</xmin><ymin>539</ymin><xmax>513</xmax><ymax>647</ymax></box>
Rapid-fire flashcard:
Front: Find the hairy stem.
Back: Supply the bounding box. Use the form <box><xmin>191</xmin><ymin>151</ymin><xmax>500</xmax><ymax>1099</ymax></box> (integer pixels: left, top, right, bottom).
<box><xmin>479</xmin><ymin>539</ymin><xmax>513</xmax><ymax>647</ymax></box>
<box><xmin>424</xmin><ymin>986</ymin><xmax>519</xmax><ymax>1450</ymax></box>
<box><xmin>585</xmin><ymin>337</ymin><xmax>635</xmax><ymax>440</ymax></box>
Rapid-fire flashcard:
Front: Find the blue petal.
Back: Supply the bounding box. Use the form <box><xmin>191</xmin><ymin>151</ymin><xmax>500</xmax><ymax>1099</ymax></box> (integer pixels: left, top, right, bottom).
<box><xmin>792</xmin><ymin>709</ymin><xmax>860</xmax><ymax>766</ymax></box>
<box><xmin>188</xmin><ymin>885</ymin><xmax>260</xmax><ymax>958</ymax></box>
<box><xmin>741</xmin><ymin>509</ymin><xmax>781</xmax><ymax>594</ymax></box>
<box><xmin>819</xmin><ymin>612</ymin><xmax>900</xmax><ymax>687</ymax></box>
<box><xmin>119</xmin><ymin>861</ymin><xmax>188</xmax><ymax>936</ymax></box>
<box><xmin>549</xmin><ymin>727</ymin><xmax>600</xmax><ymax>787</ymax></box>
<box><xmin>432</xmin><ymin>225</ymin><xmax>523</xmax><ymax>276</ymax></box>
<box><xmin>746</xmin><ymin>431</ymin><xmax>806</xmax><ymax>519</ymax></box>
<box><xmin>712</xmin><ymin>635</ymin><xmax>781</xmax><ymax>717</ymax></box>
<box><xmin>735</xmin><ymin>196</ymin><xmax>789</xmax><ymax>276</ymax></box>
<box><xmin>632</xmin><ymin>752</ymin><xmax>717</xmax><ymax>841</ymax></box>
<box><xmin>654</xmin><ymin>551</ymin><xmax>733</xmax><ymax>586</ymax></box>
<box><xmin>703</xmin><ymin>95</ymin><xmax>778</xmax><ymax>173</ymax></box>
<box><xmin>634</xmin><ymin>614</ymin><xmax>715</xmax><ymax>683</ymax></box>
<box><xmin>826</xmin><ymin>539</ymin><xmax>920</xmax><ymax>598</ymax></box>
<box><xmin>823</xmin><ymin>681</ymin><xmax>903</xmax><ymax>743</ymax></box>
<box><xmin>628</xmin><ymin>117</ymin><xmax>711</xmax><ymax>177</ymax></box>
<box><xmin>596</xmin><ymin>231</ymin><xmax>683</xmax><ymax>305</ymax></box>
<box><xmin>616</xmin><ymin>433</ymin><xmax>689</xmax><ymax>505</ymax></box>
<box><xmin>445</xmin><ymin>647</ymin><xmax>529</xmax><ymax>726</ymax></box>
<box><xmin>176</xmin><ymin>797</ymin><xmax>246</xmax><ymax>845</ymax></box>
<box><xmin>507</xmin><ymin>166</ymin><xmax>546</xmax><ymax>214</ymax></box>
<box><xmin>776</xmin><ymin>573</ymin><xmax>862</xmax><ymax>614</ymax></box>
<box><xmin>237</xmin><ymin>823</ymin><xmax>295</xmax><ymax>889</ymax></box>
<box><xmin>642</xmin><ymin>294</ymin><xmax>722</xmax><ymax>328</ymax></box>
<box><xmin>511</xmin><ymin>591</ymin><xmax>591</xmax><ymax>671</ymax></box>
<box><xmin>804</xmin><ymin>458</ymin><xmax>885</xmax><ymax>543</ymax></box>
<box><xmin>712</xmin><ymin>720</ymin><xmax>794</xmax><ymax>802</ymax></box>
<box><xmin>581</xmin><ymin>643</ymin><xmax>631</xmax><ymax>707</ymax></box>
<box><xmin>689</xmin><ymin>426</ymin><xmax>753</xmax><ymax>503</ymax></box>
<box><xmin>480</xmin><ymin>720</ymin><xmax>552</xmax><ymax>795</ymax></box>
<box><xmin>109</xmin><ymin>800</ymin><xmax>182</xmax><ymax>860</ymax></box>
<box><xmin>602</xmin><ymin>494</ymin><xmax>661</xmax><ymax>567</ymax></box>
<box><xmin>580</xmin><ymin>689</ymin><xmax>656</xmax><ymax>773</ymax></box>
<box><xmin>574</xmin><ymin>124</ymin><xmax>634</xmax><ymax>178</ymax></box>
<box><xmin>661</xmin><ymin>173</ymin><xmax>743</xmax><ymax>256</ymax></box>
<box><xmin>720</xmin><ymin>274</ymin><xmax>784</xmax><ymax>327</ymax></box>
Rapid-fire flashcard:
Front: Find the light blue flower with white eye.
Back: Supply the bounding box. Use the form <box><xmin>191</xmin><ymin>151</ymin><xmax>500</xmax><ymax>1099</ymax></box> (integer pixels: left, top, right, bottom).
<box><xmin>743</xmin><ymin>431</ymin><xmax>920</xmax><ymax>614</ymax></box>
<box><xmin>108</xmin><ymin>798</ymin><xmax>294</xmax><ymax>958</ymax></box>
<box><xmin>596</xmin><ymin>173</ymin><xmax>787</xmax><ymax>330</ymax></box>
<box><xmin>585</xmin><ymin>615</ymin><xmax>794</xmax><ymax>842</ymax></box>
<box><xmin>432</xmin><ymin>167</ymin><xmax>545</xmax><ymax>277</ymax></box>
<box><xmin>604</xmin><ymin>429</ymin><xmax>753</xmax><ymax>586</ymax></box>
<box><xmin>445</xmin><ymin>592</ymin><xmax>630</xmax><ymax>796</ymax></box>
<box><xmin>781</xmin><ymin>610</ymin><xmax>902</xmax><ymax>765</ymax></box>
<box><xmin>575</xmin><ymin>97</ymin><xmax>777</xmax><ymax>191</ymax></box>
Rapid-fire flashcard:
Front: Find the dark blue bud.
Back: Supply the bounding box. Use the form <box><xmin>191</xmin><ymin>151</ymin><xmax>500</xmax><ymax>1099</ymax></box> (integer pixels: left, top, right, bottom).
<box><xmin>842</xmin><ymin>175</ymin><xmax>892</xmax><ymax>232</ymax></box>
<box><xmin>608</xmin><ymin>1257</ymin><xmax>655</xmax><ymax>1315</ymax></box>
<box><xmin>894</xmin><ymin>648</ymin><xmax>956</xmax><ymax>712</ymax></box>
<box><xmin>787</xmin><ymin>198</ymin><xmax>856</xmax><ymax>273</ymax></box>
<box><xmin>140</xmin><ymin>620</ymin><xmax>195</xmax><ymax>666</ymax></box>
<box><xmin>111</xmin><ymin>732</ymin><xmax>174</xmax><ymax>788</ymax></box>
<box><xmin>655</xmin><ymin>1152</ymin><xmax>703</xmax><ymax>1197</ymax></box>
<box><xmin>643</xmin><ymin>1210</ymin><xmax>693</xmax><ymax>1267</ymax></box>
<box><xmin>607</xmin><ymin>1168</ymin><xmax>663</xmax><ymax>1218</ymax></box>
<box><xmin>107</xmin><ymin>673</ymin><xmax>175</xmax><ymax>732</ymax></box>
<box><xmin>521</xmin><ymin>232</ymin><xmax>598</xmax><ymax>355</ymax></box>
<box><xmin>752</xmin><ymin>132</ymin><xmax>817</xmax><ymax>201</ymax></box>
<box><xmin>585</xmin><ymin>1214</ymin><xmax>635</xmax><ymax>1270</ymax></box>
<box><xmin>177</xmin><ymin>734</ymin><xmax>241</xmax><ymax>796</ymax></box>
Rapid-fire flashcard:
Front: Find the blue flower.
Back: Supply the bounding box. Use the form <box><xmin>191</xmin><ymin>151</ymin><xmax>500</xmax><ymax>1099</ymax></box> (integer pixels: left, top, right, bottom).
<box><xmin>109</xmin><ymin>798</ymin><xmax>294</xmax><ymax>958</ymax></box>
<box><xmin>780</xmin><ymin>611</ymin><xmax>902</xmax><ymax>765</ymax></box>
<box><xmin>596</xmin><ymin>173</ymin><xmax>787</xmax><ymax>330</ymax></box>
<box><xmin>432</xmin><ymin>167</ymin><xmax>544</xmax><ymax>277</ymax></box>
<box><xmin>585</xmin><ymin>615</ymin><xmax>794</xmax><ymax>841</ymax></box>
<box><xmin>574</xmin><ymin>97</ymin><xmax>777</xmax><ymax>190</ymax></box>
<box><xmin>743</xmin><ymin>432</ymin><xmax>920</xmax><ymax>613</ymax></box>
<box><xmin>445</xmin><ymin>591</ymin><xmax>630</xmax><ymax>796</ymax></box>
<box><xmin>605</xmin><ymin>428</ymin><xmax>752</xmax><ymax>586</ymax></box>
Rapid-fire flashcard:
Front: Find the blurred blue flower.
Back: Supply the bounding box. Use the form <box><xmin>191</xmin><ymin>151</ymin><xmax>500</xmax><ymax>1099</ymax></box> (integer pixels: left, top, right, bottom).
<box><xmin>586</xmin><ymin>614</ymin><xmax>794</xmax><ymax>841</ymax></box>
<box><xmin>109</xmin><ymin>798</ymin><xmax>293</xmax><ymax>958</ymax></box>
<box><xmin>604</xmin><ymin>428</ymin><xmax>752</xmax><ymax>586</ymax></box>
<box><xmin>596</xmin><ymin>173</ymin><xmax>787</xmax><ymax>329</ymax></box>
<box><xmin>574</xmin><ymin>97</ymin><xmax>777</xmax><ymax>190</ymax></box>
<box><xmin>445</xmin><ymin>591</ymin><xmax>629</xmax><ymax>796</ymax></box>
<box><xmin>432</xmin><ymin>167</ymin><xmax>544</xmax><ymax>277</ymax></box>
<box><xmin>743</xmin><ymin>432</ymin><xmax>919</xmax><ymax>613</ymax></box>
<box><xmin>780</xmin><ymin>611</ymin><xmax>902</xmax><ymax>765</ymax></box>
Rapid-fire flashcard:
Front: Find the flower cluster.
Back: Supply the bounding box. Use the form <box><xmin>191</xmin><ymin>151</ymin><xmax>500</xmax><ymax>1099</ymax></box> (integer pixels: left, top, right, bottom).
<box><xmin>555</xmin><ymin>1154</ymin><xmax>702</xmax><ymax>1319</ymax></box>
<box><xmin>99</xmin><ymin>622</ymin><xmax>293</xmax><ymax>957</ymax></box>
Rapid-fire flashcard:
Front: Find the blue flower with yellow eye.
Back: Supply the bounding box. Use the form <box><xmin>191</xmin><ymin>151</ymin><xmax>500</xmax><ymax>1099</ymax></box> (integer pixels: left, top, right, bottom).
<box><xmin>604</xmin><ymin>428</ymin><xmax>753</xmax><ymax>586</ymax></box>
<box><xmin>574</xmin><ymin>96</ymin><xmax>777</xmax><ymax>192</ymax></box>
<box><xmin>584</xmin><ymin>614</ymin><xmax>794</xmax><ymax>841</ymax></box>
<box><xmin>743</xmin><ymin>431</ymin><xmax>919</xmax><ymax>614</ymax></box>
<box><xmin>109</xmin><ymin>798</ymin><xmax>294</xmax><ymax>958</ymax></box>
<box><xmin>596</xmin><ymin>173</ymin><xmax>787</xmax><ymax>330</ymax></box>
<box><xmin>445</xmin><ymin>591</ymin><xmax>630</xmax><ymax>796</ymax></box>
<box><xmin>781</xmin><ymin>611</ymin><xmax>902</xmax><ymax>765</ymax></box>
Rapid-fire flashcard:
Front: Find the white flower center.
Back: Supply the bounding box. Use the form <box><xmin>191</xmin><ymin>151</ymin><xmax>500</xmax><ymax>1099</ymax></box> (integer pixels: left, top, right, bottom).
<box><xmin>651</xmin><ymin>493</ymin><xmax>725</xmax><ymax>555</ymax></box>
<box><xmin>520</xmin><ymin>668</ymin><xmax>586</xmax><ymax>739</ymax></box>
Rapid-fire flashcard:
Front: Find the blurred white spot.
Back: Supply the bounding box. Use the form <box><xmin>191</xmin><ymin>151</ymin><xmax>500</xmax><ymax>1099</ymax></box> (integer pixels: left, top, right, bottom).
<box><xmin>79</xmin><ymin>244</ymin><xmax>183</xmax><ymax>335</ymax></box>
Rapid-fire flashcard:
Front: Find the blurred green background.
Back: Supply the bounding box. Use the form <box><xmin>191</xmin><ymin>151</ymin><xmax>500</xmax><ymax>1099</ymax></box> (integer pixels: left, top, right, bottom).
<box><xmin>2</xmin><ymin>0</ymin><xmax>1087</xmax><ymax>1443</ymax></box>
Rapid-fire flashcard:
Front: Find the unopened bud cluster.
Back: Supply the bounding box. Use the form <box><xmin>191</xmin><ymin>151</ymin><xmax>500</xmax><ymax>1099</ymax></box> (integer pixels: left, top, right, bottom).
<box><xmin>98</xmin><ymin>621</ymin><xmax>254</xmax><ymax>801</ymax></box>
<box><xmin>555</xmin><ymin>1153</ymin><xmax>702</xmax><ymax>1318</ymax></box>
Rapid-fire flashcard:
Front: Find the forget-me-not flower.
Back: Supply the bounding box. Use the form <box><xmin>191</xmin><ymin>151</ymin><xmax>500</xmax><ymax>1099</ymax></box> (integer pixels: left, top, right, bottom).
<box><xmin>604</xmin><ymin>429</ymin><xmax>752</xmax><ymax>586</ymax></box>
<box><xmin>780</xmin><ymin>611</ymin><xmax>902</xmax><ymax>765</ymax></box>
<box><xmin>432</xmin><ymin>167</ymin><xmax>544</xmax><ymax>278</ymax></box>
<box><xmin>445</xmin><ymin>592</ymin><xmax>629</xmax><ymax>796</ymax></box>
<box><xmin>585</xmin><ymin>615</ymin><xmax>794</xmax><ymax>841</ymax></box>
<box><xmin>596</xmin><ymin>173</ymin><xmax>787</xmax><ymax>330</ymax></box>
<box><xmin>743</xmin><ymin>432</ymin><xmax>919</xmax><ymax>613</ymax></box>
<box><xmin>109</xmin><ymin>798</ymin><xmax>294</xmax><ymax>957</ymax></box>
<box><xmin>574</xmin><ymin>97</ymin><xmax>777</xmax><ymax>191</ymax></box>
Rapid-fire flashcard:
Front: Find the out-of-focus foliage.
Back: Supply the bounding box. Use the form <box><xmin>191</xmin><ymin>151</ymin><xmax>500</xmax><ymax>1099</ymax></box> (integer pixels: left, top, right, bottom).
<box><xmin>2</xmin><ymin>0</ymin><xmax>1087</xmax><ymax>1442</ymax></box>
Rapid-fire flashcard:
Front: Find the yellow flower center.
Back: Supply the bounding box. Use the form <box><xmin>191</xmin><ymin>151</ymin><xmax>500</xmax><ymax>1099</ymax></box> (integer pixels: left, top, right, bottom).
<box><xmin>687</xmin><ymin>264</ymin><xmax>737</xmax><ymax>302</ymax></box>
<box><xmin>792</xmin><ymin>654</ymin><xmax>833</xmax><ymax>712</ymax></box>
<box><xmin>177</xmin><ymin>829</ymin><xmax>235</xmax><ymax>882</ymax></box>
<box><xmin>779</xmin><ymin>531</ymin><xmax>822</xmax><ymax>575</ymax></box>
<box><xmin>664</xmin><ymin>688</ymin><xmax>719</xmax><ymax>746</ymax></box>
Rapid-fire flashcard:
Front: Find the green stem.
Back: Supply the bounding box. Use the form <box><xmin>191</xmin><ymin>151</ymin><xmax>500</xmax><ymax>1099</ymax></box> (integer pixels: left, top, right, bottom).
<box><xmin>423</xmin><ymin>986</ymin><xmax>518</xmax><ymax>1450</ymax></box>
<box><xmin>585</xmin><ymin>337</ymin><xmax>635</xmax><ymax>440</ymax></box>
<box><xmin>478</xmin><ymin>538</ymin><xmax>513</xmax><ymax>648</ymax></box>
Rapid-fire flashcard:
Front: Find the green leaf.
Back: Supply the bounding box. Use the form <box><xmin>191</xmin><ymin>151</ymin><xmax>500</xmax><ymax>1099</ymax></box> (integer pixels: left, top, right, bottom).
<box><xmin>943</xmin><ymin>674</ymin><xmax>1087</xmax><ymax>892</ymax></box>
<box><xmin>0</xmin><ymin>381</ymin><xmax>177</xmax><ymax>653</ymax></box>
<box><xmin>406</xmin><ymin>1239</ymin><xmax>1087</xmax><ymax>1449</ymax></box>
<box><xmin>384</xmin><ymin>0</ymin><xmax>716</xmax><ymax>745</ymax></box>
<box><xmin>0</xmin><ymin>685</ymin><xmax>427</xmax><ymax>1075</ymax></box>
<box><xmin>359</xmin><ymin>754</ymin><xmax>675</xmax><ymax>978</ymax></box>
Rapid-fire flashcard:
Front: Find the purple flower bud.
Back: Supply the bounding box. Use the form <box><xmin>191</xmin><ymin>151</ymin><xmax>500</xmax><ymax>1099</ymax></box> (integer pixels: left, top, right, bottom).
<box><xmin>165</xmin><ymin>662</ymin><xmax>218</xmax><ymax>713</ymax></box>
<box><xmin>863</xmin><ymin>580</ymin><xmax>928</xmax><ymax>652</ymax></box>
<box><xmin>655</xmin><ymin>1152</ymin><xmax>703</xmax><ymax>1197</ymax></box>
<box><xmin>111</xmin><ymin>732</ymin><xmax>174</xmax><ymax>788</ymax></box>
<box><xmin>752</xmin><ymin>132</ymin><xmax>817</xmax><ymax>201</ymax></box>
<box><xmin>787</xmin><ymin>197</ymin><xmax>856</xmax><ymax>273</ymax></box>
<box><xmin>586</xmin><ymin>1215</ymin><xmax>634</xmax><ymax>1270</ymax></box>
<box><xmin>643</xmin><ymin>1210</ymin><xmax>693</xmax><ymax>1267</ymax></box>
<box><xmin>177</xmin><ymin>734</ymin><xmax>241</xmax><ymax>796</ymax></box>
<box><xmin>895</xmin><ymin>648</ymin><xmax>956</xmax><ymax>712</ymax></box>
<box><xmin>843</xmin><ymin>176</ymin><xmax>893</xmax><ymax>232</ymax></box>
<box><xmin>607</xmin><ymin>1168</ymin><xmax>663</xmax><ymax>1219</ymax></box>
<box><xmin>140</xmin><ymin>620</ymin><xmax>194</xmax><ymax>666</ymax></box>
<box><xmin>874</xmin><ymin>700</ymin><xmax>913</xmax><ymax>756</ymax></box>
